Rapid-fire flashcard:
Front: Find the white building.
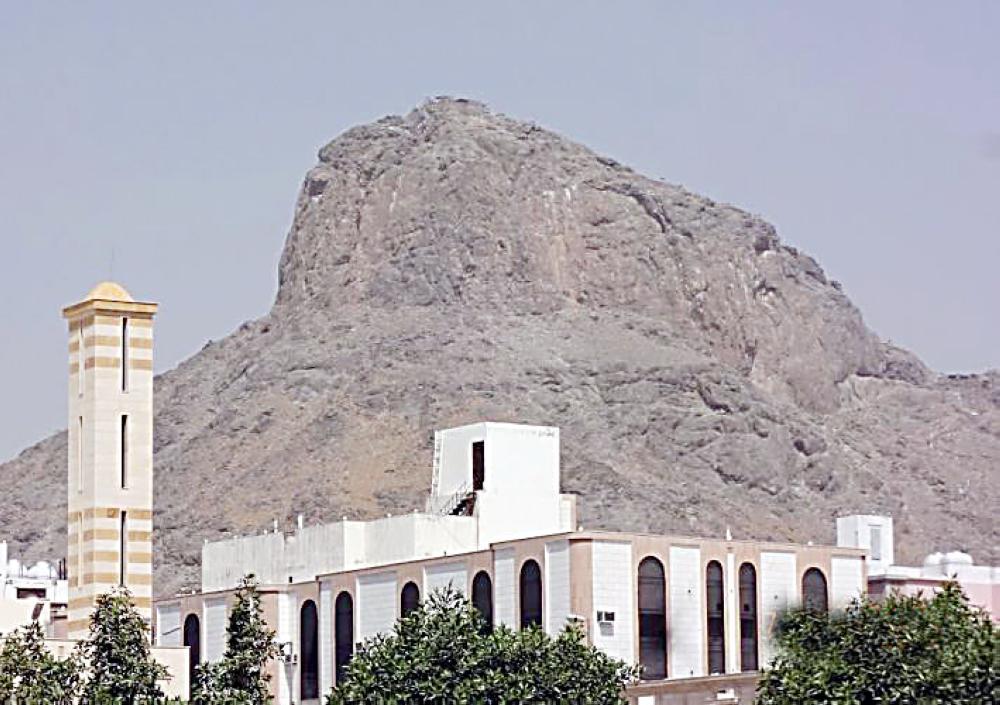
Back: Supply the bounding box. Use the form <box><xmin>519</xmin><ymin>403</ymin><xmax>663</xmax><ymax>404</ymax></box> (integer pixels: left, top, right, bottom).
<box><xmin>0</xmin><ymin>541</ymin><xmax>68</xmax><ymax>636</ymax></box>
<box><xmin>837</xmin><ymin>514</ymin><xmax>999</xmax><ymax>620</ymax></box>
<box><xmin>158</xmin><ymin>421</ymin><xmax>867</xmax><ymax>705</ymax></box>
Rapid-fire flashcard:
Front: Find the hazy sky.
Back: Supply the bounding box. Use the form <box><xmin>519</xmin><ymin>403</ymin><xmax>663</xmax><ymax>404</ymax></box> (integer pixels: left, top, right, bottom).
<box><xmin>1</xmin><ymin>2</ymin><xmax>997</xmax><ymax>462</ymax></box>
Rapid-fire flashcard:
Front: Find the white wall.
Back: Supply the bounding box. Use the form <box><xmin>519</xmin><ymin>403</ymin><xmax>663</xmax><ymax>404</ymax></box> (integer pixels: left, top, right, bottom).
<box><xmin>493</xmin><ymin>548</ymin><xmax>516</xmax><ymax>627</ymax></box>
<box><xmin>590</xmin><ymin>540</ymin><xmax>634</xmax><ymax>663</ymax></box>
<box><xmin>155</xmin><ymin>604</ymin><xmax>181</xmax><ymax>647</ymax></box>
<box><xmin>759</xmin><ymin>551</ymin><xmax>797</xmax><ymax>665</ymax></box>
<box><xmin>357</xmin><ymin>572</ymin><xmax>397</xmax><ymax>641</ymax></box>
<box><xmin>424</xmin><ymin>562</ymin><xmax>468</xmax><ymax>597</ymax></box>
<box><xmin>837</xmin><ymin>515</ymin><xmax>894</xmax><ymax>575</ymax></box>
<box><xmin>276</xmin><ymin>592</ymin><xmax>296</xmax><ymax>705</ymax></box>
<box><xmin>544</xmin><ymin>540</ymin><xmax>570</xmax><ymax>635</ymax></box>
<box><xmin>203</xmin><ymin>598</ymin><xmax>228</xmax><ymax>663</ymax></box>
<box><xmin>202</xmin><ymin>532</ymin><xmax>287</xmax><ymax>591</ymax></box>
<box><xmin>831</xmin><ymin>556</ymin><xmax>865</xmax><ymax>609</ymax></box>
<box><xmin>319</xmin><ymin>583</ymin><xmax>333</xmax><ymax>697</ymax></box>
<box><xmin>668</xmin><ymin>546</ymin><xmax>703</xmax><ymax>678</ymax></box>
<box><xmin>430</xmin><ymin>424</ymin><xmax>485</xmax><ymax>512</ymax></box>
<box><xmin>725</xmin><ymin>553</ymin><xmax>739</xmax><ymax>674</ymax></box>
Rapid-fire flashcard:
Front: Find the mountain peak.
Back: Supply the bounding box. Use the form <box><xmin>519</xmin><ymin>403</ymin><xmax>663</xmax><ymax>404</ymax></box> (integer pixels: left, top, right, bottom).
<box><xmin>1</xmin><ymin>101</ymin><xmax>995</xmax><ymax>597</ymax></box>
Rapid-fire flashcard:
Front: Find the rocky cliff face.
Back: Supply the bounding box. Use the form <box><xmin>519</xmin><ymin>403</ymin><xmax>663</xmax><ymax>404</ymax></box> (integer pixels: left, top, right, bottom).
<box><xmin>2</xmin><ymin>99</ymin><xmax>996</xmax><ymax>597</ymax></box>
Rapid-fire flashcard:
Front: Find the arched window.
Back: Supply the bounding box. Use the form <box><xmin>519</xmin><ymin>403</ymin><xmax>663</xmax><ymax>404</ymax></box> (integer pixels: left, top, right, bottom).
<box><xmin>802</xmin><ymin>568</ymin><xmax>829</xmax><ymax>613</ymax></box>
<box><xmin>472</xmin><ymin>571</ymin><xmax>493</xmax><ymax>630</ymax></box>
<box><xmin>738</xmin><ymin>563</ymin><xmax>758</xmax><ymax>671</ymax></box>
<box><xmin>519</xmin><ymin>560</ymin><xmax>542</xmax><ymax>629</ymax></box>
<box><xmin>706</xmin><ymin>561</ymin><xmax>726</xmax><ymax>674</ymax></box>
<box><xmin>300</xmin><ymin>600</ymin><xmax>319</xmax><ymax>700</ymax></box>
<box><xmin>400</xmin><ymin>582</ymin><xmax>420</xmax><ymax>617</ymax></box>
<box><xmin>183</xmin><ymin>613</ymin><xmax>200</xmax><ymax>676</ymax></box>
<box><xmin>334</xmin><ymin>592</ymin><xmax>354</xmax><ymax>685</ymax></box>
<box><xmin>638</xmin><ymin>556</ymin><xmax>667</xmax><ymax>680</ymax></box>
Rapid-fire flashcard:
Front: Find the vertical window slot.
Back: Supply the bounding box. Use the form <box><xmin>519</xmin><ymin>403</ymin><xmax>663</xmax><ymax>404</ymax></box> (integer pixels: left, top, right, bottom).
<box><xmin>120</xmin><ymin>415</ymin><xmax>129</xmax><ymax>488</ymax></box>
<box><xmin>119</xmin><ymin>511</ymin><xmax>127</xmax><ymax>586</ymax></box>
<box><xmin>78</xmin><ymin>416</ymin><xmax>84</xmax><ymax>492</ymax></box>
<box><xmin>77</xmin><ymin>324</ymin><xmax>84</xmax><ymax>396</ymax></box>
<box><xmin>121</xmin><ymin>318</ymin><xmax>129</xmax><ymax>391</ymax></box>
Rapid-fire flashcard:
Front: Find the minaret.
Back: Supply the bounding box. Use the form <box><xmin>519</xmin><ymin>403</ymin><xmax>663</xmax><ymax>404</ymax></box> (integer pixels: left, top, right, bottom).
<box><xmin>64</xmin><ymin>282</ymin><xmax>158</xmax><ymax>638</ymax></box>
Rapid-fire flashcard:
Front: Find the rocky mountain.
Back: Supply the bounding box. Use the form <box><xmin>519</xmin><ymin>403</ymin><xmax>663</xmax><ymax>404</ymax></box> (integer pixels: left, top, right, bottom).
<box><xmin>2</xmin><ymin>99</ymin><xmax>997</xmax><ymax>598</ymax></box>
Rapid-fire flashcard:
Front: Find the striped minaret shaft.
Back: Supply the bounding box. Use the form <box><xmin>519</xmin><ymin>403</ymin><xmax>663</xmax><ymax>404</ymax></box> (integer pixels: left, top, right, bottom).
<box><xmin>64</xmin><ymin>282</ymin><xmax>157</xmax><ymax>639</ymax></box>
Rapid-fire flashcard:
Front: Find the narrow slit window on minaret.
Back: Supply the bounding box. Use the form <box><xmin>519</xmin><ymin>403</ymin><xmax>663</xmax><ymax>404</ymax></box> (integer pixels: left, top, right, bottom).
<box><xmin>121</xmin><ymin>317</ymin><xmax>129</xmax><ymax>391</ymax></box>
<box><xmin>120</xmin><ymin>415</ymin><xmax>129</xmax><ymax>488</ymax></box>
<box><xmin>76</xmin><ymin>515</ymin><xmax>83</xmax><ymax>589</ymax></box>
<box><xmin>78</xmin><ymin>416</ymin><xmax>84</xmax><ymax>493</ymax></box>
<box><xmin>77</xmin><ymin>324</ymin><xmax>84</xmax><ymax>396</ymax></box>
<box><xmin>119</xmin><ymin>511</ymin><xmax>127</xmax><ymax>586</ymax></box>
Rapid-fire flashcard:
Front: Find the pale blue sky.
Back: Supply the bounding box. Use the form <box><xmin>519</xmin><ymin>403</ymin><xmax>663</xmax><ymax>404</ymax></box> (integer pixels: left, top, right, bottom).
<box><xmin>1</xmin><ymin>2</ymin><xmax>997</xmax><ymax>461</ymax></box>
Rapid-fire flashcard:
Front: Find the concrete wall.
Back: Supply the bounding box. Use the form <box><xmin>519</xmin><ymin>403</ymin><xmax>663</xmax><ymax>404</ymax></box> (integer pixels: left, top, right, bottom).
<box><xmin>544</xmin><ymin>539</ymin><xmax>571</xmax><ymax>634</ymax></box>
<box><xmin>759</xmin><ymin>551</ymin><xmax>796</xmax><ymax>666</ymax></box>
<box><xmin>668</xmin><ymin>546</ymin><xmax>703</xmax><ymax>678</ymax></box>
<box><xmin>590</xmin><ymin>539</ymin><xmax>634</xmax><ymax>663</ymax></box>
<box><xmin>155</xmin><ymin>603</ymin><xmax>182</xmax><ymax>647</ymax></box>
<box><xmin>493</xmin><ymin>548</ymin><xmax>516</xmax><ymax>627</ymax></box>
<box><xmin>837</xmin><ymin>515</ymin><xmax>893</xmax><ymax>574</ymax></box>
<box><xmin>203</xmin><ymin>597</ymin><xmax>227</xmax><ymax>663</ymax></box>
<box><xmin>424</xmin><ymin>561</ymin><xmax>467</xmax><ymax>597</ymax></box>
<box><xmin>831</xmin><ymin>555</ymin><xmax>865</xmax><ymax>609</ymax></box>
<box><xmin>357</xmin><ymin>572</ymin><xmax>397</xmax><ymax>641</ymax></box>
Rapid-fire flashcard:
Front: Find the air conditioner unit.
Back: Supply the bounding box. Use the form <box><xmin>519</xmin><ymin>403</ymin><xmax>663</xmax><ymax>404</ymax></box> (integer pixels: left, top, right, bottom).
<box><xmin>596</xmin><ymin>610</ymin><xmax>615</xmax><ymax>623</ymax></box>
<box><xmin>278</xmin><ymin>641</ymin><xmax>297</xmax><ymax>665</ymax></box>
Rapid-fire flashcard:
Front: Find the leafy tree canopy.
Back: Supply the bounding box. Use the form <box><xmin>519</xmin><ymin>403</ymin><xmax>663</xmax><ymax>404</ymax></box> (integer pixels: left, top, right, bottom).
<box><xmin>192</xmin><ymin>574</ymin><xmax>279</xmax><ymax>705</ymax></box>
<box><xmin>80</xmin><ymin>586</ymin><xmax>168</xmax><ymax>704</ymax></box>
<box><xmin>327</xmin><ymin>586</ymin><xmax>639</xmax><ymax>705</ymax></box>
<box><xmin>0</xmin><ymin>620</ymin><xmax>82</xmax><ymax>704</ymax></box>
<box><xmin>756</xmin><ymin>582</ymin><xmax>998</xmax><ymax>705</ymax></box>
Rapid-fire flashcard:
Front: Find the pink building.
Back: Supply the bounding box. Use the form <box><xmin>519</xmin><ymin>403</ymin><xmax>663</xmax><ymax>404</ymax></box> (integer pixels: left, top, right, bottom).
<box><xmin>837</xmin><ymin>515</ymin><xmax>999</xmax><ymax>621</ymax></box>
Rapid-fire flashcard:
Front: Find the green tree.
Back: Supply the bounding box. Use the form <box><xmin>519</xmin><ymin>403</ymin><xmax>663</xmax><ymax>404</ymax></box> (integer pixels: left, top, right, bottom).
<box><xmin>756</xmin><ymin>582</ymin><xmax>998</xmax><ymax>705</ymax></box>
<box><xmin>80</xmin><ymin>586</ymin><xmax>168</xmax><ymax>705</ymax></box>
<box><xmin>192</xmin><ymin>574</ymin><xmax>279</xmax><ymax>705</ymax></box>
<box><xmin>0</xmin><ymin>620</ymin><xmax>82</xmax><ymax>704</ymax></box>
<box><xmin>327</xmin><ymin>586</ymin><xmax>639</xmax><ymax>704</ymax></box>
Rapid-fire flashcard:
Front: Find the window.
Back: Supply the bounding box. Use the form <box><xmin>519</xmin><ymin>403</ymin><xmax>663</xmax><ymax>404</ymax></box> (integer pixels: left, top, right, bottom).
<box><xmin>119</xmin><ymin>511</ymin><xmax>127</xmax><ymax>586</ymax></box>
<box><xmin>77</xmin><ymin>324</ymin><xmax>84</xmax><ymax>396</ymax></box>
<box><xmin>802</xmin><ymin>568</ymin><xmax>829</xmax><ymax>613</ymax></box>
<box><xmin>706</xmin><ymin>561</ymin><xmax>725</xmax><ymax>674</ymax></box>
<box><xmin>121</xmin><ymin>317</ymin><xmax>129</xmax><ymax>391</ymax></box>
<box><xmin>400</xmin><ymin>582</ymin><xmax>420</xmax><ymax>617</ymax></box>
<box><xmin>300</xmin><ymin>600</ymin><xmax>319</xmax><ymax>700</ymax></box>
<box><xmin>334</xmin><ymin>592</ymin><xmax>354</xmax><ymax>685</ymax></box>
<box><xmin>183</xmin><ymin>614</ymin><xmax>201</xmax><ymax>674</ymax></box>
<box><xmin>472</xmin><ymin>571</ymin><xmax>493</xmax><ymax>631</ymax></box>
<box><xmin>870</xmin><ymin>525</ymin><xmax>883</xmax><ymax>561</ymax></box>
<box><xmin>519</xmin><ymin>560</ymin><xmax>542</xmax><ymax>629</ymax></box>
<box><xmin>738</xmin><ymin>563</ymin><xmax>758</xmax><ymax>672</ymax></box>
<box><xmin>76</xmin><ymin>515</ymin><xmax>83</xmax><ymax>588</ymax></box>
<box><xmin>472</xmin><ymin>441</ymin><xmax>485</xmax><ymax>491</ymax></box>
<box><xmin>638</xmin><ymin>556</ymin><xmax>667</xmax><ymax>680</ymax></box>
<box><xmin>78</xmin><ymin>416</ymin><xmax>84</xmax><ymax>492</ymax></box>
<box><xmin>120</xmin><ymin>415</ymin><xmax>129</xmax><ymax>488</ymax></box>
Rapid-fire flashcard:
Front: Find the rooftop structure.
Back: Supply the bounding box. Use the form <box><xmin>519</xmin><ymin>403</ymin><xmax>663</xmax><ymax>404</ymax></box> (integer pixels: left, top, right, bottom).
<box><xmin>837</xmin><ymin>514</ymin><xmax>999</xmax><ymax>620</ymax></box>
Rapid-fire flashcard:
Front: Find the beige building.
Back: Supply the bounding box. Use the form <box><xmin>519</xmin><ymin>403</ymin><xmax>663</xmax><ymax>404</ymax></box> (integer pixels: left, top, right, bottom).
<box><xmin>156</xmin><ymin>422</ymin><xmax>867</xmax><ymax>705</ymax></box>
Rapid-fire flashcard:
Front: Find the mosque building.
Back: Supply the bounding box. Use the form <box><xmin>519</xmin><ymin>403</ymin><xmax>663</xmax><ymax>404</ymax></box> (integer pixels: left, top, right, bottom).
<box><xmin>154</xmin><ymin>425</ymin><xmax>868</xmax><ymax>705</ymax></box>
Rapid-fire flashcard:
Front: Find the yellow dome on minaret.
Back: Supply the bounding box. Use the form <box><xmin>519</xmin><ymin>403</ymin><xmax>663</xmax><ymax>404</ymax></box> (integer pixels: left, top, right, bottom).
<box><xmin>85</xmin><ymin>281</ymin><xmax>134</xmax><ymax>302</ymax></box>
